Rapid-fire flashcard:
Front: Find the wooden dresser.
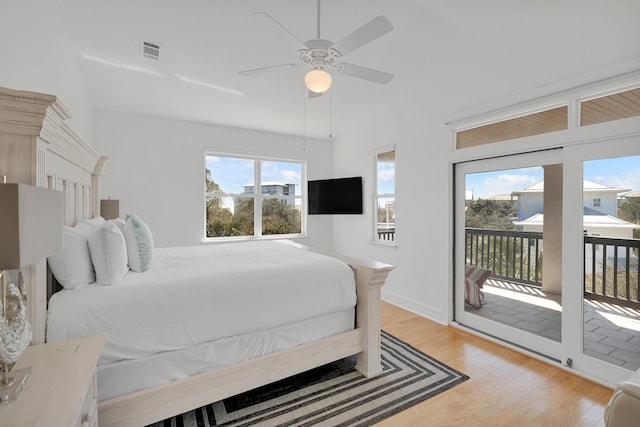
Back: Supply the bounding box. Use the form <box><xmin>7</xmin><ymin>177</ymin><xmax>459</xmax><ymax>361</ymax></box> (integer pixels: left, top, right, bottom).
<box><xmin>0</xmin><ymin>335</ymin><xmax>105</xmax><ymax>426</ymax></box>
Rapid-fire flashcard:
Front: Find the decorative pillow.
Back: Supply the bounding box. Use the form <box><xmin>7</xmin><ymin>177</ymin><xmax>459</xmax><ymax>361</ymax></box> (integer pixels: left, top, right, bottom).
<box><xmin>47</xmin><ymin>225</ymin><xmax>95</xmax><ymax>289</ymax></box>
<box><xmin>465</xmin><ymin>265</ymin><xmax>493</xmax><ymax>288</ymax></box>
<box><xmin>464</xmin><ymin>265</ymin><xmax>492</xmax><ymax>309</ymax></box>
<box><xmin>465</xmin><ymin>278</ymin><xmax>483</xmax><ymax>309</ymax></box>
<box><xmin>88</xmin><ymin>221</ymin><xmax>129</xmax><ymax>285</ymax></box>
<box><xmin>123</xmin><ymin>213</ymin><xmax>154</xmax><ymax>272</ymax></box>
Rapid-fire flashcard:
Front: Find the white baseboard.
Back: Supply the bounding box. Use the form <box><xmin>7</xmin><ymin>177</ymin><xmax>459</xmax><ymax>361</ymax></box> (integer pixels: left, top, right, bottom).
<box><xmin>381</xmin><ymin>289</ymin><xmax>446</xmax><ymax>326</ymax></box>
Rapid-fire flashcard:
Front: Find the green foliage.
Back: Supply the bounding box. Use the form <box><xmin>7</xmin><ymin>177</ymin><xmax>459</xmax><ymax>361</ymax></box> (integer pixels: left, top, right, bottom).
<box><xmin>618</xmin><ymin>198</ymin><xmax>640</xmax><ymax>239</ymax></box>
<box><xmin>465</xmin><ymin>199</ymin><xmax>516</xmax><ymax>230</ymax></box>
<box><xmin>377</xmin><ymin>204</ymin><xmax>395</xmax><ymax>224</ymax></box>
<box><xmin>466</xmin><ymin>233</ymin><xmax>543</xmax><ymax>283</ymax></box>
<box><xmin>585</xmin><ymin>267</ymin><xmax>639</xmax><ymax>302</ymax></box>
<box><xmin>262</xmin><ymin>199</ymin><xmax>301</xmax><ymax>235</ymax></box>
<box><xmin>205</xmin><ymin>169</ymin><xmax>300</xmax><ymax>237</ymax></box>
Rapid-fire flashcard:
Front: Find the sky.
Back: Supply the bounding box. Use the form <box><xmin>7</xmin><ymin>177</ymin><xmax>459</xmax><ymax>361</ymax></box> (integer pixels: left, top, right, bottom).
<box><xmin>206</xmin><ymin>156</ymin><xmax>302</xmax><ymax>195</ymax></box>
<box><xmin>466</xmin><ymin>155</ymin><xmax>640</xmax><ymax>200</ymax></box>
<box><xmin>206</xmin><ymin>155</ymin><xmax>397</xmax><ymax>196</ymax></box>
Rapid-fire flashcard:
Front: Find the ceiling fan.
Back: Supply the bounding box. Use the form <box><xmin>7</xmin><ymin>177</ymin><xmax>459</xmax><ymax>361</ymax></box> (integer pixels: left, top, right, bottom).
<box><xmin>239</xmin><ymin>0</ymin><xmax>394</xmax><ymax>97</ymax></box>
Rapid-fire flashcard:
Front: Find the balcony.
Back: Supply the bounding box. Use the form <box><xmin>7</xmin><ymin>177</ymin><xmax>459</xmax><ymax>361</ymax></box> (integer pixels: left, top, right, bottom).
<box><xmin>377</xmin><ymin>225</ymin><xmax>395</xmax><ymax>242</ymax></box>
<box><xmin>465</xmin><ymin>228</ymin><xmax>640</xmax><ymax>371</ymax></box>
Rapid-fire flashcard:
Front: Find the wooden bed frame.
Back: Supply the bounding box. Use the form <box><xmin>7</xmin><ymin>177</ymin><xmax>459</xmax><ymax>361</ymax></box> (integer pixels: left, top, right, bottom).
<box><xmin>0</xmin><ymin>87</ymin><xmax>394</xmax><ymax>427</ymax></box>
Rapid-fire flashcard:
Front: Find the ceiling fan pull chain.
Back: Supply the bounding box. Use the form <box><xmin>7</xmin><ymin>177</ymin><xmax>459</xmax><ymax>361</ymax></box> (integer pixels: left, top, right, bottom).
<box><xmin>329</xmin><ymin>90</ymin><xmax>334</xmax><ymax>139</ymax></box>
<box><xmin>303</xmin><ymin>86</ymin><xmax>307</xmax><ymax>151</ymax></box>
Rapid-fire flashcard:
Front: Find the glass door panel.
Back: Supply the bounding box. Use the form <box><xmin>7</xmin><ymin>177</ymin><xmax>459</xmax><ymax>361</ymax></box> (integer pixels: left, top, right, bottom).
<box><xmin>582</xmin><ymin>155</ymin><xmax>640</xmax><ymax>371</ymax></box>
<box><xmin>455</xmin><ymin>150</ymin><xmax>563</xmax><ymax>361</ymax></box>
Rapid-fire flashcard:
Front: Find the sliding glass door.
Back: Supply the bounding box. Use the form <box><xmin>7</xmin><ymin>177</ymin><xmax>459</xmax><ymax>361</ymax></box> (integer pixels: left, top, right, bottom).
<box><xmin>454</xmin><ymin>139</ymin><xmax>640</xmax><ymax>385</ymax></box>
<box><xmin>455</xmin><ymin>149</ymin><xmax>564</xmax><ymax>361</ymax></box>
<box><xmin>563</xmin><ymin>139</ymin><xmax>640</xmax><ymax>385</ymax></box>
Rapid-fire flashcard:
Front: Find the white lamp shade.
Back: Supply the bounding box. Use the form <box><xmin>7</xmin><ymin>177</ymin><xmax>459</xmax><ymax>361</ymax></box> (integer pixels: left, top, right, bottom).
<box><xmin>304</xmin><ymin>69</ymin><xmax>332</xmax><ymax>93</ymax></box>
<box><xmin>0</xmin><ymin>184</ymin><xmax>64</xmax><ymax>270</ymax></box>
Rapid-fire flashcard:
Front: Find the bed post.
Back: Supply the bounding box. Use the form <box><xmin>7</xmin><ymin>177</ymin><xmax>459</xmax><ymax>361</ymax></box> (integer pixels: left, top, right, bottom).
<box><xmin>353</xmin><ymin>262</ymin><xmax>393</xmax><ymax>377</ymax></box>
<box><xmin>276</xmin><ymin>240</ymin><xmax>393</xmax><ymax>377</ymax></box>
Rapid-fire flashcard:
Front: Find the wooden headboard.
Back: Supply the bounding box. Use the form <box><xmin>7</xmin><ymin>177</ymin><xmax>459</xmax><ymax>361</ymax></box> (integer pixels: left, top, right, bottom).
<box><xmin>0</xmin><ymin>87</ymin><xmax>108</xmax><ymax>344</ymax></box>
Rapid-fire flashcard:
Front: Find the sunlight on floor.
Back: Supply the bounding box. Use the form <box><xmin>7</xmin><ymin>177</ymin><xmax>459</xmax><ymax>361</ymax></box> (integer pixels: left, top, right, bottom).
<box><xmin>483</xmin><ymin>285</ymin><xmax>563</xmax><ymax>311</ymax></box>
<box><xmin>598</xmin><ymin>311</ymin><xmax>640</xmax><ymax>331</ymax></box>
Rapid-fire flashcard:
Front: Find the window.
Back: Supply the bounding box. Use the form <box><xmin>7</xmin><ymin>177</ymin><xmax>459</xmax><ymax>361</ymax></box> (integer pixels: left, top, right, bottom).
<box><xmin>205</xmin><ymin>153</ymin><xmax>304</xmax><ymax>239</ymax></box>
<box><xmin>593</xmin><ymin>197</ymin><xmax>601</xmax><ymax>208</ymax></box>
<box><xmin>373</xmin><ymin>147</ymin><xmax>396</xmax><ymax>244</ymax></box>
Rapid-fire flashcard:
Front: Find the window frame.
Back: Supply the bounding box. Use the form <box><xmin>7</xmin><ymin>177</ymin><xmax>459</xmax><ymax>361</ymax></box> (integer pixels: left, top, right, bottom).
<box><xmin>204</xmin><ymin>151</ymin><xmax>306</xmax><ymax>241</ymax></box>
<box><xmin>371</xmin><ymin>144</ymin><xmax>396</xmax><ymax>246</ymax></box>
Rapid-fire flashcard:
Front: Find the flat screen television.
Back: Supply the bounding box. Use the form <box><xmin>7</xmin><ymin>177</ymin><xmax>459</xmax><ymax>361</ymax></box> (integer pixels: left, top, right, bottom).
<box><xmin>308</xmin><ymin>176</ymin><xmax>363</xmax><ymax>215</ymax></box>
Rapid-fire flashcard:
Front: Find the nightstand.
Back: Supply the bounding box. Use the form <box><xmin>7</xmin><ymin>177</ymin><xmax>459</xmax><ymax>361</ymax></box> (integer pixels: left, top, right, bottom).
<box><xmin>0</xmin><ymin>334</ymin><xmax>105</xmax><ymax>426</ymax></box>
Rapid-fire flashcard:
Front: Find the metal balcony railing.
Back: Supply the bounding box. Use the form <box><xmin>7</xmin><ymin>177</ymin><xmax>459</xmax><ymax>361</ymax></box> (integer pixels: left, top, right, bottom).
<box><xmin>377</xmin><ymin>229</ymin><xmax>395</xmax><ymax>242</ymax></box>
<box><xmin>465</xmin><ymin>228</ymin><xmax>543</xmax><ymax>286</ymax></box>
<box><xmin>584</xmin><ymin>235</ymin><xmax>639</xmax><ymax>309</ymax></box>
<box><xmin>465</xmin><ymin>228</ymin><xmax>640</xmax><ymax>309</ymax></box>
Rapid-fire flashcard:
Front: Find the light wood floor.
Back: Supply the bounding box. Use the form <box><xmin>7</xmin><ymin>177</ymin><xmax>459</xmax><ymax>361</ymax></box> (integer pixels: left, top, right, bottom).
<box><xmin>377</xmin><ymin>302</ymin><xmax>614</xmax><ymax>427</ymax></box>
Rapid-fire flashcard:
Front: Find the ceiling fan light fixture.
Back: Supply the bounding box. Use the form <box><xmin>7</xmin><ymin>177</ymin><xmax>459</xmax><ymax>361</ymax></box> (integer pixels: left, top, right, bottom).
<box><xmin>305</xmin><ymin>68</ymin><xmax>332</xmax><ymax>93</ymax></box>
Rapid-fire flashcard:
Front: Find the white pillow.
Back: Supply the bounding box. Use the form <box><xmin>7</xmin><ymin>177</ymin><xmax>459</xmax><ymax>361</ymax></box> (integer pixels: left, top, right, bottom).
<box><xmin>123</xmin><ymin>213</ymin><xmax>154</xmax><ymax>272</ymax></box>
<box><xmin>47</xmin><ymin>226</ymin><xmax>95</xmax><ymax>289</ymax></box>
<box><xmin>107</xmin><ymin>218</ymin><xmax>125</xmax><ymax>234</ymax></box>
<box><xmin>88</xmin><ymin>221</ymin><xmax>129</xmax><ymax>285</ymax></box>
<box><xmin>76</xmin><ymin>216</ymin><xmax>105</xmax><ymax>233</ymax></box>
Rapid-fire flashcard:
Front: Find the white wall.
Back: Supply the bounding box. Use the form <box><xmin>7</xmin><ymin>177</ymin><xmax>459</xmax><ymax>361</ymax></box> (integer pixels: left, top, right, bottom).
<box><xmin>93</xmin><ymin>109</ymin><xmax>334</xmax><ymax>249</ymax></box>
<box><xmin>326</xmin><ymin>0</ymin><xmax>640</xmax><ymax>325</ymax></box>
<box><xmin>1</xmin><ymin>0</ymin><xmax>94</xmax><ymax>143</ymax></box>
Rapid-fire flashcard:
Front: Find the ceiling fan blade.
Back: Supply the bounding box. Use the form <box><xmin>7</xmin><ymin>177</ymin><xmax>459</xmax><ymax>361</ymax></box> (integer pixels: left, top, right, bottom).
<box><xmin>251</xmin><ymin>12</ymin><xmax>306</xmax><ymax>47</ymax></box>
<box><xmin>331</xmin><ymin>15</ymin><xmax>393</xmax><ymax>56</ymax></box>
<box><xmin>338</xmin><ymin>63</ymin><xmax>394</xmax><ymax>85</ymax></box>
<box><xmin>308</xmin><ymin>90</ymin><xmax>322</xmax><ymax>99</ymax></box>
<box><xmin>239</xmin><ymin>63</ymin><xmax>299</xmax><ymax>77</ymax></box>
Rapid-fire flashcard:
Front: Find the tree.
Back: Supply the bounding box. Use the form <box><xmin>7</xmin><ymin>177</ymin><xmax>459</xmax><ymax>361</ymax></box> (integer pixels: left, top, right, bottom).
<box><xmin>377</xmin><ymin>203</ymin><xmax>395</xmax><ymax>226</ymax></box>
<box><xmin>619</xmin><ymin>198</ymin><xmax>640</xmax><ymax>240</ymax></box>
<box><xmin>205</xmin><ymin>168</ymin><xmax>300</xmax><ymax>237</ymax></box>
<box><xmin>262</xmin><ymin>199</ymin><xmax>301</xmax><ymax>235</ymax></box>
<box><xmin>465</xmin><ymin>199</ymin><xmax>516</xmax><ymax>230</ymax></box>
<box><xmin>206</xmin><ymin>168</ymin><xmax>235</xmax><ymax>237</ymax></box>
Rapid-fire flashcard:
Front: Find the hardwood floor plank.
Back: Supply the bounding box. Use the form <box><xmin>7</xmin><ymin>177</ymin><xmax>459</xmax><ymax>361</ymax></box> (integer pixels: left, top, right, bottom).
<box><xmin>378</xmin><ymin>302</ymin><xmax>613</xmax><ymax>426</ymax></box>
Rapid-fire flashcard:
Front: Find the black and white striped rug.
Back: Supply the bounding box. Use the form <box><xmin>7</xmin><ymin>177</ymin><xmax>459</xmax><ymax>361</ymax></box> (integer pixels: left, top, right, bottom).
<box><xmin>151</xmin><ymin>331</ymin><xmax>468</xmax><ymax>426</ymax></box>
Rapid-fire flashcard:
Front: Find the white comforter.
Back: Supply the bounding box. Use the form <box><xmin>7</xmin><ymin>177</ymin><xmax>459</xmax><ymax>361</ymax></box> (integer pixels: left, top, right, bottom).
<box><xmin>46</xmin><ymin>241</ymin><xmax>356</xmax><ymax>364</ymax></box>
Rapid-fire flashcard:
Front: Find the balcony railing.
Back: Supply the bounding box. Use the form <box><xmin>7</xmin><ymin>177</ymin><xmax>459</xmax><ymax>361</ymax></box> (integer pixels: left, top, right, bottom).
<box><xmin>466</xmin><ymin>228</ymin><xmax>543</xmax><ymax>286</ymax></box>
<box><xmin>584</xmin><ymin>235</ymin><xmax>639</xmax><ymax>309</ymax></box>
<box><xmin>377</xmin><ymin>228</ymin><xmax>395</xmax><ymax>242</ymax></box>
<box><xmin>466</xmin><ymin>228</ymin><xmax>640</xmax><ymax>309</ymax></box>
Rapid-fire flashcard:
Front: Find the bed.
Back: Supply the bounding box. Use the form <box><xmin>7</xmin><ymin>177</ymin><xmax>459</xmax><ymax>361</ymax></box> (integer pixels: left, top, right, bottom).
<box><xmin>0</xmin><ymin>87</ymin><xmax>394</xmax><ymax>427</ymax></box>
<box><xmin>48</xmin><ymin>226</ymin><xmax>393</xmax><ymax>427</ymax></box>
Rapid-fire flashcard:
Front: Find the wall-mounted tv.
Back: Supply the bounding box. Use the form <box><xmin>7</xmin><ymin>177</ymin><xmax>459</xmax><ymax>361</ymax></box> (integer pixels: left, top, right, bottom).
<box><xmin>308</xmin><ymin>176</ymin><xmax>363</xmax><ymax>215</ymax></box>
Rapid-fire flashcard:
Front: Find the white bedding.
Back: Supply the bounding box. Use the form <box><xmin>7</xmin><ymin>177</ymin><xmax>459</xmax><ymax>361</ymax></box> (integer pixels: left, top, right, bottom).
<box><xmin>46</xmin><ymin>241</ymin><xmax>356</xmax><ymax>365</ymax></box>
<box><xmin>96</xmin><ymin>309</ymin><xmax>354</xmax><ymax>401</ymax></box>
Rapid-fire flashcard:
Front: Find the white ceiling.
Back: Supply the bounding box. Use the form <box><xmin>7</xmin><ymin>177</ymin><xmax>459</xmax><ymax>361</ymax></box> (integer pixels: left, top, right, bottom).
<box><xmin>57</xmin><ymin>0</ymin><xmax>640</xmax><ymax>139</ymax></box>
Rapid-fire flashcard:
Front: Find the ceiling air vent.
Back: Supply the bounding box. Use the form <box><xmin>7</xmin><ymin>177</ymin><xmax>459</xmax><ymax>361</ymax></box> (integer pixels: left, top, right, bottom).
<box><xmin>141</xmin><ymin>40</ymin><xmax>160</xmax><ymax>60</ymax></box>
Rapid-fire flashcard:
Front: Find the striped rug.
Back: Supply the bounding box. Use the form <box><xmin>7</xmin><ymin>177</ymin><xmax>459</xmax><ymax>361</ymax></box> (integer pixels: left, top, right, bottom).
<box><xmin>150</xmin><ymin>331</ymin><xmax>468</xmax><ymax>426</ymax></box>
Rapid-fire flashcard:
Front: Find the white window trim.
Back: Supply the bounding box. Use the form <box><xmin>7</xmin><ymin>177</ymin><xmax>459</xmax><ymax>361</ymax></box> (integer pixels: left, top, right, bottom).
<box><xmin>370</xmin><ymin>144</ymin><xmax>397</xmax><ymax>247</ymax></box>
<box><xmin>203</xmin><ymin>151</ymin><xmax>307</xmax><ymax>242</ymax></box>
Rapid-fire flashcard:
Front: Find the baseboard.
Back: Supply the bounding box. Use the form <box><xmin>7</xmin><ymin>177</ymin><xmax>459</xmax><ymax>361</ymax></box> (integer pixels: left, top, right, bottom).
<box><xmin>381</xmin><ymin>289</ymin><xmax>446</xmax><ymax>325</ymax></box>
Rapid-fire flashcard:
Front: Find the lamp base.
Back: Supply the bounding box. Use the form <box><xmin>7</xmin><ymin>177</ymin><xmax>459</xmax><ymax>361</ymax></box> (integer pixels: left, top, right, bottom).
<box><xmin>0</xmin><ymin>367</ymin><xmax>31</xmax><ymax>404</ymax></box>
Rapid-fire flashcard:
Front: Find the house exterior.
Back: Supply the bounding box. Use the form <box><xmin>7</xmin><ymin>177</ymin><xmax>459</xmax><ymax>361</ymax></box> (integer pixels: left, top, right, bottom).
<box><xmin>241</xmin><ymin>182</ymin><xmax>297</xmax><ymax>206</ymax></box>
<box><xmin>512</xmin><ymin>180</ymin><xmax>639</xmax><ymax>238</ymax></box>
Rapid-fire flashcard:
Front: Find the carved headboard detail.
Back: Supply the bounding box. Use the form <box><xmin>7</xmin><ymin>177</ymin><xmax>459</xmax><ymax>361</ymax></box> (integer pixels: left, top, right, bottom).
<box><xmin>0</xmin><ymin>86</ymin><xmax>108</xmax><ymax>344</ymax></box>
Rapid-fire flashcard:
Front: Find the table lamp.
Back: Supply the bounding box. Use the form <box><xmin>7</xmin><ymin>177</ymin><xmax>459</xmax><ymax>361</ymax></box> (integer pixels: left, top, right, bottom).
<box><xmin>0</xmin><ymin>183</ymin><xmax>63</xmax><ymax>403</ymax></box>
